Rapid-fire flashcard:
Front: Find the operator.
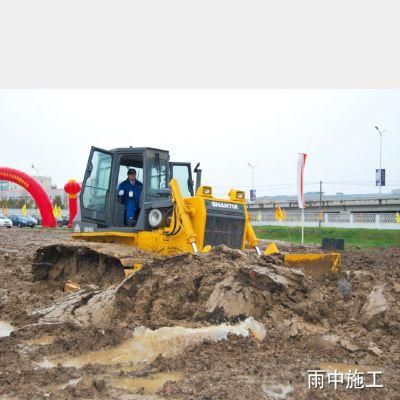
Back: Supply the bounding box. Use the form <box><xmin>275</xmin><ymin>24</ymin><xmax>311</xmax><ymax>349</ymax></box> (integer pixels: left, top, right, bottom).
<box><xmin>117</xmin><ymin>168</ymin><xmax>143</xmax><ymax>226</ymax></box>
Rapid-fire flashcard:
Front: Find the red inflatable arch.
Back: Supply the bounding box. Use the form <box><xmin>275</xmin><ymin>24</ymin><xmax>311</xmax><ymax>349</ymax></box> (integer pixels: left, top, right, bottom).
<box><xmin>0</xmin><ymin>167</ymin><xmax>57</xmax><ymax>227</ymax></box>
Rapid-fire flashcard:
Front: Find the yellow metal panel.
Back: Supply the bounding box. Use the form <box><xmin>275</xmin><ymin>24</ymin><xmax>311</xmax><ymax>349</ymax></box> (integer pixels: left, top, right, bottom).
<box><xmin>72</xmin><ymin>229</ymin><xmax>193</xmax><ymax>255</ymax></box>
<box><xmin>184</xmin><ymin>196</ymin><xmax>207</xmax><ymax>250</ymax></box>
<box><xmin>284</xmin><ymin>253</ymin><xmax>340</xmax><ymax>278</ymax></box>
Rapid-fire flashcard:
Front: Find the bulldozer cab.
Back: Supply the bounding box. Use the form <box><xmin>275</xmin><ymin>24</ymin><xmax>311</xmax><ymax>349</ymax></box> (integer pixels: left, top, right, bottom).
<box><xmin>80</xmin><ymin>146</ymin><xmax>194</xmax><ymax>231</ymax></box>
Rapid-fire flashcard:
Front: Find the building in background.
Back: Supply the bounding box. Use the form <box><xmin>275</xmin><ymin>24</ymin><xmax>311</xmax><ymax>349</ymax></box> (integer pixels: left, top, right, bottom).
<box><xmin>0</xmin><ymin>175</ymin><xmax>68</xmax><ymax>208</ymax></box>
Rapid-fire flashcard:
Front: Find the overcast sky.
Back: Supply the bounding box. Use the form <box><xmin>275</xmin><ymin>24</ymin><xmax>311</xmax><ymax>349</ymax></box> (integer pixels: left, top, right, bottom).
<box><xmin>0</xmin><ymin>90</ymin><xmax>399</xmax><ymax>198</ymax></box>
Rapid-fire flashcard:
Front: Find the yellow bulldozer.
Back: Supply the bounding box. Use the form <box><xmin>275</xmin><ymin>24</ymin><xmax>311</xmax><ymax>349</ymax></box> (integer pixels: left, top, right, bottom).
<box><xmin>35</xmin><ymin>146</ymin><xmax>340</xmax><ymax>281</ymax></box>
<box><xmin>72</xmin><ymin>146</ymin><xmax>262</xmax><ymax>256</ymax></box>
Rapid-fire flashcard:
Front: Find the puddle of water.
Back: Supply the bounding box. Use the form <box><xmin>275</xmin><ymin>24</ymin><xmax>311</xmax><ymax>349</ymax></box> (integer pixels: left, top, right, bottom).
<box><xmin>60</xmin><ymin>378</ymin><xmax>82</xmax><ymax>390</ymax></box>
<box><xmin>0</xmin><ymin>321</ymin><xmax>14</xmax><ymax>337</ymax></box>
<box><xmin>108</xmin><ymin>372</ymin><xmax>183</xmax><ymax>394</ymax></box>
<box><xmin>46</xmin><ymin>377</ymin><xmax>83</xmax><ymax>392</ymax></box>
<box><xmin>24</xmin><ymin>335</ymin><xmax>55</xmax><ymax>346</ymax></box>
<box><xmin>262</xmin><ymin>383</ymin><xmax>293</xmax><ymax>399</ymax></box>
<box><xmin>41</xmin><ymin>317</ymin><xmax>265</xmax><ymax>368</ymax></box>
<box><xmin>318</xmin><ymin>362</ymin><xmax>381</xmax><ymax>379</ymax></box>
<box><xmin>119</xmin><ymin>363</ymin><xmax>142</xmax><ymax>373</ymax></box>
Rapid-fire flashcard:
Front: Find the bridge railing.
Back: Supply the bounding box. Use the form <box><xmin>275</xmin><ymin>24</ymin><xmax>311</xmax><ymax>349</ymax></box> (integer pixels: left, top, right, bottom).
<box><xmin>250</xmin><ymin>212</ymin><xmax>400</xmax><ymax>229</ymax></box>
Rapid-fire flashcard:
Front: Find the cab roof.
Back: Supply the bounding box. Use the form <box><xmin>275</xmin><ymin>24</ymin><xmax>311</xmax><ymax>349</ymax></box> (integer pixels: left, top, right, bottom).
<box><xmin>109</xmin><ymin>147</ymin><xmax>169</xmax><ymax>153</ymax></box>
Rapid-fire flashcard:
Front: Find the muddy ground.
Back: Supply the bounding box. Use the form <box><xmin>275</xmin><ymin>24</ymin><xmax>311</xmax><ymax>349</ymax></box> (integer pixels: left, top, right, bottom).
<box><xmin>0</xmin><ymin>228</ymin><xmax>399</xmax><ymax>399</ymax></box>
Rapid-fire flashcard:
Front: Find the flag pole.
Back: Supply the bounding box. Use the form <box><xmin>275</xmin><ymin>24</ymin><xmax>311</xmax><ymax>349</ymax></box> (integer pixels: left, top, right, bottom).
<box><xmin>297</xmin><ymin>153</ymin><xmax>307</xmax><ymax>245</ymax></box>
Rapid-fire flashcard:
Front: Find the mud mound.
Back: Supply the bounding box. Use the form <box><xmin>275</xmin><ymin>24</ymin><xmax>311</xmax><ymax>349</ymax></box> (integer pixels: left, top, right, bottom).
<box><xmin>118</xmin><ymin>246</ymin><xmax>309</xmax><ymax>327</ymax></box>
<box><xmin>32</xmin><ymin>245</ymin><xmax>311</xmax><ymax>329</ymax></box>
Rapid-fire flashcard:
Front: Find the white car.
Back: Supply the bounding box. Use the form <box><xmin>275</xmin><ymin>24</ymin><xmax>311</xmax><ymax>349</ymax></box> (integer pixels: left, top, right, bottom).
<box><xmin>0</xmin><ymin>214</ymin><xmax>13</xmax><ymax>228</ymax></box>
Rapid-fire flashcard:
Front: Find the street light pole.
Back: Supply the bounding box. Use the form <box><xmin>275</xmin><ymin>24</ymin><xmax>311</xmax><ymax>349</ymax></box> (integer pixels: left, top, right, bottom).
<box><xmin>247</xmin><ymin>163</ymin><xmax>257</xmax><ymax>190</ymax></box>
<box><xmin>31</xmin><ymin>164</ymin><xmax>43</xmax><ymax>176</ymax></box>
<box><xmin>247</xmin><ymin>163</ymin><xmax>257</xmax><ymax>201</ymax></box>
<box><xmin>319</xmin><ymin>180</ymin><xmax>322</xmax><ymax>228</ymax></box>
<box><xmin>374</xmin><ymin>126</ymin><xmax>386</xmax><ymax>195</ymax></box>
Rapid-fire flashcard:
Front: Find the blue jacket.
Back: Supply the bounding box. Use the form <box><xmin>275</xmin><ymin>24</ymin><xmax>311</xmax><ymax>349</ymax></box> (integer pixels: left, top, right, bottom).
<box><xmin>117</xmin><ymin>179</ymin><xmax>143</xmax><ymax>207</ymax></box>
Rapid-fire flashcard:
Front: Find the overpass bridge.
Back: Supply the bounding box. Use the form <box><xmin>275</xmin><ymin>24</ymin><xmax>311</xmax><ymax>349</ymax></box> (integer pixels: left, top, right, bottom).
<box><xmin>248</xmin><ymin>193</ymin><xmax>400</xmax><ymax>214</ymax></box>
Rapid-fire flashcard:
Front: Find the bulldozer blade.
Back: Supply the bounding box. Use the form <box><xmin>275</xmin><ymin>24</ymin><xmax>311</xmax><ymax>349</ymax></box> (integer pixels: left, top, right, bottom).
<box><xmin>283</xmin><ymin>253</ymin><xmax>340</xmax><ymax>278</ymax></box>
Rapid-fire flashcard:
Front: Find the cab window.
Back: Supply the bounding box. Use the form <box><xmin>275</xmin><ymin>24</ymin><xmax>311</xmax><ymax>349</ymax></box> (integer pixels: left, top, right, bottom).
<box><xmin>172</xmin><ymin>164</ymin><xmax>192</xmax><ymax>197</ymax></box>
<box><xmin>82</xmin><ymin>150</ymin><xmax>112</xmax><ymax>211</ymax></box>
<box><xmin>149</xmin><ymin>158</ymin><xmax>168</xmax><ymax>190</ymax></box>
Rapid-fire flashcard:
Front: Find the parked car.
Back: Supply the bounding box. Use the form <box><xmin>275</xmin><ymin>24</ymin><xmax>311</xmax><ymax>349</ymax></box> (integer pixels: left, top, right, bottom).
<box><xmin>26</xmin><ymin>215</ymin><xmax>38</xmax><ymax>224</ymax></box>
<box><xmin>56</xmin><ymin>216</ymin><xmax>69</xmax><ymax>227</ymax></box>
<box><xmin>0</xmin><ymin>214</ymin><xmax>12</xmax><ymax>228</ymax></box>
<box><xmin>8</xmin><ymin>215</ymin><xmax>36</xmax><ymax>228</ymax></box>
<box><xmin>31</xmin><ymin>214</ymin><xmax>42</xmax><ymax>225</ymax></box>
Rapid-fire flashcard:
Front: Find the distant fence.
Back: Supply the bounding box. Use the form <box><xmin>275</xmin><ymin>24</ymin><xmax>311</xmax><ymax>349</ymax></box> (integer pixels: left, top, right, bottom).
<box><xmin>250</xmin><ymin>212</ymin><xmax>400</xmax><ymax>230</ymax></box>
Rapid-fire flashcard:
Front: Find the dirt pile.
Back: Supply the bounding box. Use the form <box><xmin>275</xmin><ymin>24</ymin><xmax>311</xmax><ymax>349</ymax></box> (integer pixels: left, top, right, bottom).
<box><xmin>32</xmin><ymin>245</ymin><xmax>312</xmax><ymax>329</ymax></box>
<box><xmin>119</xmin><ymin>246</ymin><xmax>310</xmax><ymax>327</ymax></box>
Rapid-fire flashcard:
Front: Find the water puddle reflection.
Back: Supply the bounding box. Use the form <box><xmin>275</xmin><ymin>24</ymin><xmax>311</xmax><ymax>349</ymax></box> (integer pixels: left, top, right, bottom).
<box><xmin>40</xmin><ymin>318</ymin><xmax>265</xmax><ymax>368</ymax></box>
<box><xmin>24</xmin><ymin>335</ymin><xmax>55</xmax><ymax>346</ymax></box>
<box><xmin>108</xmin><ymin>372</ymin><xmax>183</xmax><ymax>393</ymax></box>
<box><xmin>0</xmin><ymin>321</ymin><xmax>14</xmax><ymax>337</ymax></box>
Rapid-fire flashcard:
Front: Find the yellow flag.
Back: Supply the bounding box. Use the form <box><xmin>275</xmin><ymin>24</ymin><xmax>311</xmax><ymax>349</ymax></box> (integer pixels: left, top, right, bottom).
<box><xmin>58</xmin><ymin>205</ymin><xmax>63</xmax><ymax>219</ymax></box>
<box><xmin>395</xmin><ymin>212</ymin><xmax>400</xmax><ymax>224</ymax></box>
<box><xmin>256</xmin><ymin>211</ymin><xmax>261</xmax><ymax>221</ymax></box>
<box><xmin>21</xmin><ymin>203</ymin><xmax>27</xmax><ymax>216</ymax></box>
<box><xmin>275</xmin><ymin>206</ymin><xmax>283</xmax><ymax>221</ymax></box>
<box><xmin>264</xmin><ymin>242</ymin><xmax>280</xmax><ymax>255</ymax></box>
<box><xmin>282</xmin><ymin>209</ymin><xmax>287</xmax><ymax>220</ymax></box>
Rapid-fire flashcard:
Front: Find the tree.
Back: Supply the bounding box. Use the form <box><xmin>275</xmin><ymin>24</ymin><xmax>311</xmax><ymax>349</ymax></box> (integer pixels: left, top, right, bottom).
<box><xmin>52</xmin><ymin>195</ymin><xmax>63</xmax><ymax>209</ymax></box>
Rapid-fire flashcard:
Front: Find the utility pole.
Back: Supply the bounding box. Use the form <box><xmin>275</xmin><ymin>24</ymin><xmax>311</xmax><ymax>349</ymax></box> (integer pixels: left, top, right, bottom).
<box><xmin>374</xmin><ymin>126</ymin><xmax>386</xmax><ymax>195</ymax></box>
<box><xmin>319</xmin><ymin>180</ymin><xmax>322</xmax><ymax>228</ymax></box>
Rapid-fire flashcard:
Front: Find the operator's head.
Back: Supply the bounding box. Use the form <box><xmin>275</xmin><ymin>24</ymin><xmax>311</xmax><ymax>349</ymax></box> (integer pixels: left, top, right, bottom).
<box><xmin>127</xmin><ymin>168</ymin><xmax>137</xmax><ymax>182</ymax></box>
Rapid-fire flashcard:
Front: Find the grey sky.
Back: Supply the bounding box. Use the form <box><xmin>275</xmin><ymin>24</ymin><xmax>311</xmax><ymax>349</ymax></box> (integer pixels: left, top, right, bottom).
<box><xmin>0</xmin><ymin>90</ymin><xmax>399</xmax><ymax>198</ymax></box>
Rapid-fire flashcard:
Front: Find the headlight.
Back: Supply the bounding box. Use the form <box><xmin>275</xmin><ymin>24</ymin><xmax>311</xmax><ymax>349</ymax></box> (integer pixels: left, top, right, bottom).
<box><xmin>228</xmin><ymin>189</ymin><xmax>245</xmax><ymax>201</ymax></box>
<box><xmin>202</xmin><ymin>186</ymin><xmax>212</xmax><ymax>196</ymax></box>
<box><xmin>195</xmin><ymin>185</ymin><xmax>213</xmax><ymax>197</ymax></box>
<box><xmin>236</xmin><ymin>191</ymin><xmax>245</xmax><ymax>200</ymax></box>
<box><xmin>148</xmin><ymin>208</ymin><xmax>163</xmax><ymax>228</ymax></box>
